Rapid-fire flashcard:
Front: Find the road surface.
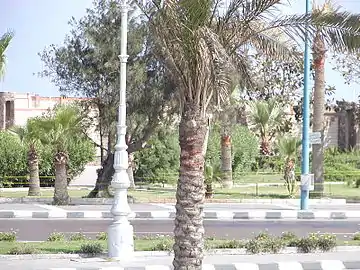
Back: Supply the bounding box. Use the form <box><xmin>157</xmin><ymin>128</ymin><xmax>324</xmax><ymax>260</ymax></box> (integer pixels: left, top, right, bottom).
<box><xmin>2</xmin><ymin>219</ymin><xmax>360</xmax><ymax>241</ymax></box>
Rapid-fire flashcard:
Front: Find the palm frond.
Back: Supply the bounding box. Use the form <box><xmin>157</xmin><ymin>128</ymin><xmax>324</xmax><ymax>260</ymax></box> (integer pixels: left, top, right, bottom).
<box><xmin>277</xmin><ymin>136</ymin><xmax>301</xmax><ymax>159</ymax></box>
<box><xmin>0</xmin><ymin>31</ymin><xmax>14</xmax><ymax>79</ymax></box>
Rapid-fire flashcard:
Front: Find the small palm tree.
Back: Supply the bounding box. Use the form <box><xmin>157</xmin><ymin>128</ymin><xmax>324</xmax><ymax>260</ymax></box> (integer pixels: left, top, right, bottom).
<box><xmin>204</xmin><ymin>161</ymin><xmax>221</xmax><ymax>198</ymax></box>
<box><xmin>0</xmin><ymin>31</ymin><xmax>14</xmax><ymax>79</ymax></box>
<box><xmin>247</xmin><ymin>100</ymin><xmax>283</xmax><ymax>155</ymax></box>
<box><xmin>37</xmin><ymin>105</ymin><xmax>83</xmax><ymax>205</ymax></box>
<box><xmin>277</xmin><ymin>136</ymin><xmax>301</xmax><ymax>197</ymax></box>
<box><xmin>10</xmin><ymin>119</ymin><xmax>43</xmax><ymax>196</ymax></box>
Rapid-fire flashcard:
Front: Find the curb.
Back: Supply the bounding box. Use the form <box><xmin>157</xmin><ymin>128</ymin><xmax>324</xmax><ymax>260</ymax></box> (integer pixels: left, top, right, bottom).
<box><xmin>0</xmin><ymin>197</ymin><xmax>347</xmax><ymax>205</ymax></box>
<box><xmin>2</xmin><ymin>246</ymin><xmax>360</xmax><ymax>259</ymax></box>
<box><xmin>44</xmin><ymin>260</ymin><xmax>360</xmax><ymax>270</ymax></box>
<box><xmin>1</xmin><ymin>209</ymin><xmax>360</xmax><ymax>219</ymax></box>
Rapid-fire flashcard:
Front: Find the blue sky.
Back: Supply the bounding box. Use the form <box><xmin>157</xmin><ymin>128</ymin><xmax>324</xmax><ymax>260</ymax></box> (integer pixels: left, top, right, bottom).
<box><xmin>1</xmin><ymin>0</ymin><xmax>360</xmax><ymax>101</ymax></box>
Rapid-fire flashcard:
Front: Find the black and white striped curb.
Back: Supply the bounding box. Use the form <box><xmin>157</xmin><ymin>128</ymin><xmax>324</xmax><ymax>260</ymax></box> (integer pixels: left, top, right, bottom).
<box><xmin>2</xmin><ymin>210</ymin><xmax>360</xmax><ymax>219</ymax></box>
<box><xmin>46</xmin><ymin>260</ymin><xmax>360</xmax><ymax>270</ymax></box>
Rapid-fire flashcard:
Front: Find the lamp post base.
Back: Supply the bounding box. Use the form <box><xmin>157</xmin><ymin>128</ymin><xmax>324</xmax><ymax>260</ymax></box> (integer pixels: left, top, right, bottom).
<box><xmin>107</xmin><ymin>221</ymin><xmax>134</xmax><ymax>259</ymax></box>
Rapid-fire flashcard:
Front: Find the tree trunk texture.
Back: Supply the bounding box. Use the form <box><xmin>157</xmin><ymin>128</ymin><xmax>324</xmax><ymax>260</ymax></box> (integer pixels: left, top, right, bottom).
<box><xmin>284</xmin><ymin>159</ymin><xmax>296</xmax><ymax>198</ymax></box>
<box><xmin>311</xmin><ymin>32</ymin><xmax>326</xmax><ymax>198</ymax></box>
<box><xmin>203</xmin><ymin>117</ymin><xmax>212</xmax><ymax>198</ymax></box>
<box><xmin>205</xmin><ymin>183</ymin><xmax>213</xmax><ymax>199</ymax></box>
<box><xmin>260</xmin><ymin>138</ymin><xmax>271</xmax><ymax>156</ymax></box>
<box><xmin>220</xmin><ymin>113</ymin><xmax>233</xmax><ymax>189</ymax></box>
<box><xmin>221</xmin><ymin>135</ymin><xmax>233</xmax><ymax>189</ymax></box>
<box><xmin>53</xmin><ymin>152</ymin><xmax>70</xmax><ymax>205</ymax></box>
<box><xmin>87</xmin><ymin>152</ymin><xmax>136</xmax><ymax>197</ymax></box>
<box><xmin>87</xmin><ymin>153</ymin><xmax>114</xmax><ymax>198</ymax></box>
<box><xmin>27</xmin><ymin>149</ymin><xmax>41</xmax><ymax>196</ymax></box>
<box><xmin>173</xmin><ymin>104</ymin><xmax>207</xmax><ymax>270</ymax></box>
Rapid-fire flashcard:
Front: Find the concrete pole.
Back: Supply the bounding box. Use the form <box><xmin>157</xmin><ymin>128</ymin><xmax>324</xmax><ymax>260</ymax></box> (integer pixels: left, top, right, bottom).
<box><xmin>300</xmin><ymin>0</ymin><xmax>312</xmax><ymax>210</ymax></box>
<box><xmin>108</xmin><ymin>0</ymin><xmax>134</xmax><ymax>259</ymax></box>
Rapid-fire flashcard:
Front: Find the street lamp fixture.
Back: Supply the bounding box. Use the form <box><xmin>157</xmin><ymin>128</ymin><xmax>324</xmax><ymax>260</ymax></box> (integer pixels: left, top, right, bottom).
<box><xmin>108</xmin><ymin>0</ymin><xmax>134</xmax><ymax>259</ymax></box>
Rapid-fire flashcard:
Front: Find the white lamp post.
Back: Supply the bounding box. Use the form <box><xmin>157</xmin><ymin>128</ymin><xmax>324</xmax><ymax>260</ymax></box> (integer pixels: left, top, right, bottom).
<box><xmin>107</xmin><ymin>0</ymin><xmax>134</xmax><ymax>259</ymax></box>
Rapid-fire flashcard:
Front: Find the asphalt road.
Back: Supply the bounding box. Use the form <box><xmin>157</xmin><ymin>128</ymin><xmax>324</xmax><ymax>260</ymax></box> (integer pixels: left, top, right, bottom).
<box><xmin>2</xmin><ymin>219</ymin><xmax>360</xmax><ymax>241</ymax></box>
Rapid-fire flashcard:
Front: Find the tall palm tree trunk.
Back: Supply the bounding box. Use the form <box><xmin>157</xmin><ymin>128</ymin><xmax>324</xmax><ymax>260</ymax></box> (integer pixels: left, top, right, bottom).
<box><xmin>311</xmin><ymin>32</ymin><xmax>326</xmax><ymax>197</ymax></box>
<box><xmin>173</xmin><ymin>104</ymin><xmax>206</xmax><ymax>270</ymax></box>
<box><xmin>220</xmin><ymin>112</ymin><xmax>233</xmax><ymax>189</ymax></box>
<box><xmin>53</xmin><ymin>152</ymin><xmax>70</xmax><ymax>205</ymax></box>
<box><xmin>27</xmin><ymin>148</ymin><xmax>41</xmax><ymax>196</ymax></box>
<box><xmin>221</xmin><ymin>134</ymin><xmax>233</xmax><ymax>188</ymax></box>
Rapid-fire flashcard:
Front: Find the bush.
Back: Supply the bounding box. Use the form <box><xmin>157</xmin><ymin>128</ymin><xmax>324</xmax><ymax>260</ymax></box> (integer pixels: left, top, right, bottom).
<box><xmin>8</xmin><ymin>244</ymin><xmax>38</xmax><ymax>254</ymax></box>
<box><xmin>324</xmin><ymin>148</ymin><xmax>360</xmax><ymax>183</ymax></box>
<box><xmin>0</xmin><ymin>132</ymin><xmax>27</xmax><ymax>187</ymax></box>
<box><xmin>96</xmin><ymin>232</ymin><xmax>108</xmax><ymax>241</ymax></box>
<box><xmin>281</xmin><ymin>231</ymin><xmax>298</xmax><ymax>247</ymax></box>
<box><xmin>245</xmin><ymin>239</ymin><xmax>263</xmax><ymax>254</ymax></box>
<box><xmin>47</xmin><ymin>232</ymin><xmax>65</xmax><ymax>242</ymax></box>
<box><xmin>134</xmin><ymin>129</ymin><xmax>180</xmax><ymax>185</ymax></box>
<box><xmin>210</xmin><ymin>239</ymin><xmax>245</xmax><ymax>249</ymax></box>
<box><xmin>231</xmin><ymin>126</ymin><xmax>259</xmax><ymax>174</ymax></box>
<box><xmin>353</xmin><ymin>232</ymin><xmax>360</xmax><ymax>241</ymax></box>
<box><xmin>79</xmin><ymin>242</ymin><xmax>104</xmax><ymax>255</ymax></box>
<box><xmin>262</xmin><ymin>237</ymin><xmax>286</xmax><ymax>254</ymax></box>
<box><xmin>296</xmin><ymin>233</ymin><xmax>319</xmax><ymax>253</ymax></box>
<box><xmin>206</xmin><ymin>124</ymin><xmax>259</xmax><ymax>178</ymax></box>
<box><xmin>0</xmin><ymin>131</ymin><xmax>95</xmax><ymax>188</ymax></box>
<box><xmin>317</xmin><ymin>234</ymin><xmax>337</xmax><ymax>252</ymax></box>
<box><xmin>245</xmin><ymin>232</ymin><xmax>285</xmax><ymax>254</ymax></box>
<box><xmin>0</xmin><ymin>231</ymin><xmax>16</xmax><ymax>242</ymax></box>
<box><xmin>69</xmin><ymin>232</ymin><xmax>88</xmax><ymax>241</ymax></box>
<box><xmin>149</xmin><ymin>238</ymin><xmax>174</xmax><ymax>251</ymax></box>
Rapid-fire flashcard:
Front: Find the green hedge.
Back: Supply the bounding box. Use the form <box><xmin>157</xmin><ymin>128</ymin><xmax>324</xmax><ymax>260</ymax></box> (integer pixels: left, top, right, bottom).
<box><xmin>0</xmin><ymin>131</ymin><xmax>95</xmax><ymax>188</ymax></box>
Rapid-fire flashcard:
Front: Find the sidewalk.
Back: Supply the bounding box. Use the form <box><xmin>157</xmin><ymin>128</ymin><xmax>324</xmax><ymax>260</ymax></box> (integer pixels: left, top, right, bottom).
<box><xmin>1</xmin><ymin>202</ymin><xmax>360</xmax><ymax>220</ymax></box>
<box><xmin>1</xmin><ymin>251</ymin><xmax>360</xmax><ymax>269</ymax></box>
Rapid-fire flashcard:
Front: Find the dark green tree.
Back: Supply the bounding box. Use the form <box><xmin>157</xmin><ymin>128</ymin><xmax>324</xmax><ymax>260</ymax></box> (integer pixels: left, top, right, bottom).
<box><xmin>39</xmin><ymin>0</ymin><xmax>176</xmax><ymax>197</ymax></box>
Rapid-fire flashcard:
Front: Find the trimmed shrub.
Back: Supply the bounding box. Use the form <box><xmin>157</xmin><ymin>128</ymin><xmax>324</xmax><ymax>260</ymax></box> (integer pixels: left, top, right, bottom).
<box><xmin>317</xmin><ymin>234</ymin><xmax>337</xmax><ymax>252</ymax></box>
<box><xmin>96</xmin><ymin>232</ymin><xmax>108</xmax><ymax>241</ymax></box>
<box><xmin>8</xmin><ymin>244</ymin><xmax>38</xmax><ymax>254</ymax></box>
<box><xmin>79</xmin><ymin>242</ymin><xmax>104</xmax><ymax>255</ymax></box>
<box><xmin>47</xmin><ymin>232</ymin><xmax>65</xmax><ymax>242</ymax></box>
<box><xmin>296</xmin><ymin>233</ymin><xmax>319</xmax><ymax>253</ymax></box>
<box><xmin>69</xmin><ymin>232</ymin><xmax>88</xmax><ymax>241</ymax></box>
<box><xmin>0</xmin><ymin>231</ymin><xmax>16</xmax><ymax>242</ymax></box>
<box><xmin>353</xmin><ymin>232</ymin><xmax>360</xmax><ymax>241</ymax></box>
<box><xmin>280</xmin><ymin>231</ymin><xmax>298</xmax><ymax>247</ymax></box>
<box><xmin>149</xmin><ymin>238</ymin><xmax>174</xmax><ymax>251</ymax></box>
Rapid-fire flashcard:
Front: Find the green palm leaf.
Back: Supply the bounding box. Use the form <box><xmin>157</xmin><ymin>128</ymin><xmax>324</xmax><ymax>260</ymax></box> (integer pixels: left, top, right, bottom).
<box><xmin>0</xmin><ymin>31</ymin><xmax>14</xmax><ymax>79</ymax></box>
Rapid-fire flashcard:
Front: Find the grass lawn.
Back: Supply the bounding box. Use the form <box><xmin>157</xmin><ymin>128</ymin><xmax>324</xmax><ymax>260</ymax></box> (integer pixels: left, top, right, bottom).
<box><xmin>0</xmin><ymin>189</ymin><xmax>89</xmax><ymax>198</ymax></box>
<box><xmin>0</xmin><ymin>237</ymin><xmax>359</xmax><ymax>255</ymax></box>
<box><xmin>0</xmin><ymin>238</ymin><xmax>240</xmax><ymax>254</ymax></box>
<box><xmin>0</xmin><ymin>183</ymin><xmax>359</xmax><ymax>201</ymax></box>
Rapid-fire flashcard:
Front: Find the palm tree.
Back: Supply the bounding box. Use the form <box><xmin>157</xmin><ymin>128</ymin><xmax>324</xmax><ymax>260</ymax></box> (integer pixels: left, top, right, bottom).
<box><xmin>247</xmin><ymin>100</ymin><xmax>283</xmax><ymax>155</ymax></box>
<box><xmin>0</xmin><ymin>31</ymin><xmax>14</xmax><ymax>79</ymax></box>
<box><xmin>219</xmin><ymin>90</ymin><xmax>242</xmax><ymax>189</ymax></box>
<box><xmin>277</xmin><ymin>136</ymin><xmax>301</xmax><ymax>197</ymax></box>
<box><xmin>10</xmin><ymin>119</ymin><xmax>43</xmax><ymax>196</ymax></box>
<box><xmin>140</xmin><ymin>0</ymin><xmax>360</xmax><ymax>268</ymax></box>
<box><xmin>204</xmin><ymin>161</ymin><xmax>221</xmax><ymax>198</ymax></box>
<box><xmin>37</xmin><ymin>105</ymin><xmax>83</xmax><ymax>205</ymax></box>
<box><xmin>311</xmin><ymin>0</ymin><xmax>338</xmax><ymax>197</ymax></box>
